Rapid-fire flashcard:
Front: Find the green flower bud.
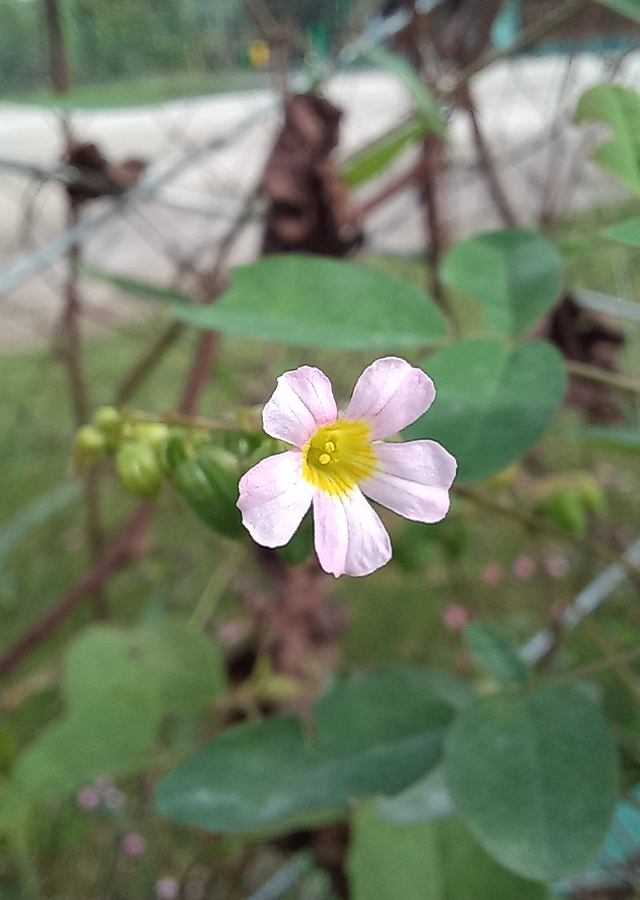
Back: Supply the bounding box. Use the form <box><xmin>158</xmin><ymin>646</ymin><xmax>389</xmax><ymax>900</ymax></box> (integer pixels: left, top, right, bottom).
<box><xmin>116</xmin><ymin>440</ymin><xmax>162</xmax><ymax>500</ymax></box>
<box><xmin>73</xmin><ymin>425</ymin><xmax>106</xmax><ymax>474</ymax></box>
<box><xmin>93</xmin><ymin>406</ymin><xmax>122</xmax><ymax>452</ymax></box>
<box><xmin>93</xmin><ymin>406</ymin><xmax>121</xmax><ymax>431</ymax></box>
<box><xmin>131</xmin><ymin>422</ymin><xmax>170</xmax><ymax>448</ymax></box>
<box><xmin>172</xmin><ymin>449</ymin><xmax>243</xmax><ymax>539</ymax></box>
<box><xmin>539</xmin><ymin>489</ymin><xmax>587</xmax><ymax>537</ymax></box>
<box><xmin>157</xmin><ymin>429</ymin><xmax>190</xmax><ymax>475</ymax></box>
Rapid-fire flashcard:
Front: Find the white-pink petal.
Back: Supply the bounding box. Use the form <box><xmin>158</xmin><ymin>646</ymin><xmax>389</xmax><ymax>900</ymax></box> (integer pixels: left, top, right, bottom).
<box><xmin>361</xmin><ymin>440</ymin><xmax>456</xmax><ymax>523</ymax></box>
<box><xmin>262</xmin><ymin>366</ymin><xmax>338</xmax><ymax>448</ymax></box>
<box><xmin>343</xmin><ymin>357</ymin><xmax>436</xmax><ymax>440</ymax></box>
<box><xmin>313</xmin><ymin>489</ymin><xmax>392</xmax><ymax>577</ymax></box>
<box><xmin>237</xmin><ymin>451</ymin><xmax>313</xmax><ymax>547</ymax></box>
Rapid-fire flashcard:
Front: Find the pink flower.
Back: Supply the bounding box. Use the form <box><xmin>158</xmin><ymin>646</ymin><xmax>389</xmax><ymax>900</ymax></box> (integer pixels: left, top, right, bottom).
<box><xmin>482</xmin><ymin>563</ymin><xmax>504</xmax><ymax>586</ymax></box>
<box><xmin>237</xmin><ymin>357</ymin><xmax>456</xmax><ymax>577</ymax></box>
<box><xmin>76</xmin><ymin>786</ymin><xmax>100</xmax><ymax>811</ymax></box>
<box><xmin>156</xmin><ymin>878</ymin><xmax>180</xmax><ymax>900</ymax></box>
<box><xmin>512</xmin><ymin>556</ymin><xmax>536</xmax><ymax>580</ymax></box>
<box><xmin>443</xmin><ymin>604</ymin><xmax>469</xmax><ymax>630</ymax></box>
<box><xmin>120</xmin><ymin>833</ymin><xmax>146</xmax><ymax>857</ymax></box>
<box><xmin>544</xmin><ymin>552</ymin><xmax>568</xmax><ymax>579</ymax></box>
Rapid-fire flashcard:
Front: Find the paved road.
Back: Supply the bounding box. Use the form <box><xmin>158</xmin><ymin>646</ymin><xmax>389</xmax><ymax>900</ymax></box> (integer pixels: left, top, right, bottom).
<box><xmin>0</xmin><ymin>55</ymin><xmax>637</xmax><ymax>349</ymax></box>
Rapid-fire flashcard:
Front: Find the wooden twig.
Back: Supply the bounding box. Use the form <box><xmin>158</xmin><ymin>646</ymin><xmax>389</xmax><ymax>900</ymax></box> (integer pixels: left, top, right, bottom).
<box><xmin>0</xmin><ymin>503</ymin><xmax>152</xmax><ymax>680</ymax></box>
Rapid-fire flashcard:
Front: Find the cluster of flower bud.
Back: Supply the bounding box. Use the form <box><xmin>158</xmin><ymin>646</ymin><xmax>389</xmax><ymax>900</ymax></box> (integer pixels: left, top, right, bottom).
<box><xmin>73</xmin><ymin>408</ymin><xmax>285</xmax><ymax>540</ymax></box>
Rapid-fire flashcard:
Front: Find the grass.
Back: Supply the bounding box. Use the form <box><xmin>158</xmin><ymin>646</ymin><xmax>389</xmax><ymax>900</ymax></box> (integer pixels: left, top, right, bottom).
<box><xmin>3</xmin><ymin>68</ymin><xmax>273</xmax><ymax>109</ymax></box>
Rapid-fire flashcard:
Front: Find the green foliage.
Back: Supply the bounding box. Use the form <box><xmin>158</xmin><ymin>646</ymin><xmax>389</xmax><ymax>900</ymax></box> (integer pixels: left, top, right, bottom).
<box><xmin>363</xmin><ymin>47</ymin><xmax>446</xmax><ymax>137</ymax></box>
<box><xmin>342</xmin><ymin>118</ymin><xmax>431</xmax><ymax>188</ymax></box>
<box><xmin>173</xmin><ymin>255</ymin><xmax>447</xmax><ymax>349</ymax></box>
<box><xmin>465</xmin><ymin>623</ymin><xmax>529</xmax><ymax>687</ymax></box>
<box><xmin>445</xmin><ymin>687</ymin><xmax>618</xmax><ymax>882</ymax></box>
<box><xmin>603</xmin><ymin>215</ymin><xmax>640</xmax><ymax>246</ymax></box>
<box><xmin>405</xmin><ymin>340</ymin><xmax>566</xmax><ymax>482</ymax></box>
<box><xmin>593</xmin><ymin>0</ymin><xmax>640</xmax><ymax>21</ymax></box>
<box><xmin>171</xmin><ymin>446</ymin><xmax>244</xmax><ymax>539</ymax></box>
<box><xmin>156</xmin><ymin>667</ymin><xmax>455</xmax><ymax>833</ymax></box>
<box><xmin>348</xmin><ymin>802</ymin><xmax>550</xmax><ymax>900</ymax></box>
<box><xmin>2</xmin><ymin>620</ymin><xmax>225</xmax><ymax>820</ymax></box>
<box><xmin>81</xmin><ymin>266</ymin><xmax>192</xmax><ymax>305</ymax></box>
<box><xmin>441</xmin><ymin>230</ymin><xmax>563</xmax><ymax>335</ymax></box>
<box><xmin>575</xmin><ymin>85</ymin><xmax>640</xmax><ymax>197</ymax></box>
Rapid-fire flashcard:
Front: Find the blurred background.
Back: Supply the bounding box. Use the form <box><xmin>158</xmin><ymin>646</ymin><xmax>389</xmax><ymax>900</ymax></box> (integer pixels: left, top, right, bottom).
<box><xmin>2</xmin><ymin>1</ymin><xmax>640</xmax><ymax>898</ymax></box>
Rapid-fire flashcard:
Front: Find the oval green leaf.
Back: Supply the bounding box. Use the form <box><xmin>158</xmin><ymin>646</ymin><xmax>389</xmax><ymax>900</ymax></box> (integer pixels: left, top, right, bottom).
<box><xmin>575</xmin><ymin>85</ymin><xmax>640</xmax><ymax>197</ymax></box>
<box><xmin>441</xmin><ymin>230</ymin><xmax>562</xmax><ymax>336</ymax></box>
<box><xmin>445</xmin><ymin>687</ymin><xmax>617</xmax><ymax>883</ymax></box>
<box><xmin>465</xmin><ymin>623</ymin><xmax>529</xmax><ymax>687</ymax></box>
<box><xmin>404</xmin><ymin>340</ymin><xmax>566</xmax><ymax>483</ymax></box>
<box><xmin>156</xmin><ymin>667</ymin><xmax>454</xmax><ymax>833</ymax></box>
<box><xmin>348</xmin><ymin>802</ymin><xmax>549</xmax><ymax>900</ymax></box>
<box><xmin>173</xmin><ymin>255</ymin><xmax>447</xmax><ymax>349</ymax></box>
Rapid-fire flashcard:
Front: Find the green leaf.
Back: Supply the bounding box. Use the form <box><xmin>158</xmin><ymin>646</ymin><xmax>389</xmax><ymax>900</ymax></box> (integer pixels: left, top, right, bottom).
<box><xmin>574</xmin><ymin>85</ymin><xmax>640</xmax><ymax>196</ymax></box>
<box><xmin>156</xmin><ymin>667</ymin><xmax>454</xmax><ymax>834</ymax></box>
<box><xmin>445</xmin><ymin>687</ymin><xmax>617</xmax><ymax>882</ymax></box>
<box><xmin>341</xmin><ymin>118</ymin><xmax>429</xmax><ymax>189</ymax></box>
<box><xmin>377</xmin><ymin>765</ymin><xmax>453</xmax><ymax>826</ymax></box>
<box><xmin>173</xmin><ymin>255</ymin><xmax>447</xmax><ymax>349</ymax></box>
<box><xmin>603</xmin><ymin>215</ymin><xmax>640</xmax><ymax>247</ymax></box>
<box><xmin>593</xmin><ymin>0</ymin><xmax>640</xmax><ymax>22</ymax></box>
<box><xmin>404</xmin><ymin>340</ymin><xmax>566</xmax><ymax>483</ymax></box>
<box><xmin>441</xmin><ymin>231</ymin><xmax>562</xmax><ymax>336</ymax></box>
<box><xmin>576</xmin><ymin>287</ymin><xmax>640</xmax><ymax>322</ymax></box>
<box><xmin>363</xmin><ymin>47</ymin><xmax>445</xmax><ymax>136</ymax></box>
<box><xmin>465</xmin><ymin>623</ymin><xmax>529</xmax><ymax>686</ymax></box>
<box><xmin>348</xmin><ymin>802</ymin><xmax>549</xmax><ymax>900</ymax></box>
<box><xmin>80</xmin><ymin>265</ymin><xmax>192</xmax><ymax>305</ymax></box>
<box><xmin>574</xmin><ymin>425</ymin><xmax>640</xmax><ymax>452</ymax></box>
<box><xmin>3</xmin><ymin>621</ymin><xmax>225</xmax><ymax>812</ymax></box>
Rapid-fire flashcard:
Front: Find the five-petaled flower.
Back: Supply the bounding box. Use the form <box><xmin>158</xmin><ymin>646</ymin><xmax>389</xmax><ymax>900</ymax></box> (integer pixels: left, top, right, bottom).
<box><xmin>237</xmin><ymin>357</ymin><xmax>456</xmax><ymax>577</ymax></box>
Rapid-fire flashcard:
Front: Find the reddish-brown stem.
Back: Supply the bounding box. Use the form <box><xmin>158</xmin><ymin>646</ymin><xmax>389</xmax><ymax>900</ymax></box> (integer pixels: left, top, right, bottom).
<box><xmin>178</xmin><ymin>331</ymin><xmax>220</xmax><ymax>415</ymax></box>
<box><xmin>62</xmin><ymin>205</ymin><xmax>107</xmax><ymax>615</ymax></box>
<box><xmin>355</xmin><ymin>157</ymin><xmax>423</xmax><ymax>220</ymax></box>
<box><xmin>115</xmin><ymin>321</ymin><xmax>185</xmax><ymax>406</ymax></box>
<box><xmin>0</xmin><ymin>504</ymin><xmax>152</xmax><ymax>679</ymax></box>
<box><xmin>460</xmin><ymin>86</ymin><xmax>520</xmax><ymax>229</ymax></box>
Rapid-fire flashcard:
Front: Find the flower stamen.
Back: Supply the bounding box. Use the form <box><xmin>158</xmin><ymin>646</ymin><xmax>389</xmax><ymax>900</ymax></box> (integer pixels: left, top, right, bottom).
<box><xmin>302</xmin><ymin>419</ymin><xmax>377</xmax><ymax>497</ymax></box>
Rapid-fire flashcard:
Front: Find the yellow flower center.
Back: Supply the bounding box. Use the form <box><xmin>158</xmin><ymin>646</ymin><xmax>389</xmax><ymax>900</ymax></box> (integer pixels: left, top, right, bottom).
<box><xmin>301</xmin><ymin>420</ymin><xmax>377</xmax><ymax>497</ymax></box>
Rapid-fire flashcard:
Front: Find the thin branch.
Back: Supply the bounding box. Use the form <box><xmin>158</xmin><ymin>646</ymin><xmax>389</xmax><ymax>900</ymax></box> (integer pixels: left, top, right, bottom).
<box><xmin>566</xmin><ymin>360</ymin><xmax>640</xmax><ymax>397</ymax></box>
<box><xmin>548</xmin><ymin>644</ymin><xmax>640</xmax><ymax>687</ymax></box>
<box><xmin>459</xmin><ymin>85</ymin><xmax>520</xmax><ymax>228</ymax></box>
<box><xmin>446</xmin><ymin>0</ymin><xmax>590</xmax><ymax>101</ymax></box>
<box><xmin>115</xmin><ymin>321</ymin><xmax>185</xmax><ymax>406</ymax></box>
<box><xmin>0</xmin><ymin>503</ymin><xmax>152</xmax><ymax>680</ymax></box>
<box><xmin>456</xmin><ymin>485</ymin><xmax>640</xmax><ymax>580</ymax></box>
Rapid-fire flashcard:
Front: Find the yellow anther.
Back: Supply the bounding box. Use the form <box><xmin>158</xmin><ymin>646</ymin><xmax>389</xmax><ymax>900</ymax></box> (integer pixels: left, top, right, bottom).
<box><xmin>318</xmin><ymin>452</ymin><xmax>331</xmax><ymax>465</ymax></box>
<box><xmin>324</xmin><ymin>440</ymin><xmax>336</xmax><ymax>453</ymax></box>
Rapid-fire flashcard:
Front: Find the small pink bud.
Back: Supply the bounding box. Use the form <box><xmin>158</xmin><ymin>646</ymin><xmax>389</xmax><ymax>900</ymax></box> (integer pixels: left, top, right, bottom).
<box><xmin>482</xmin><ymin>563</ymin><xmax>503</xmax><ymax>586</ymax></box>
<box><xmin>156</xmin><ymin>878</ymin><xmax>180</xmax><ymax>900</ymax></box>
<box><xmin>76</xmin><ymin>786</ymin><xmax>100</xmax><ymax>811</ymax></box>
<box><xmin>545</xmin><ymin>552</ymin><xmax>568</xmax><ymax>579</ymax></box>
<box><xmin>443</xmin><ymin>604</ymin><xmax>469</xmax><ymax>630</ymax></box>
<box><xmin>121</xmin><ymin>833</ymin><xmax>146</xmax><ymax>857</ymax></box>
<box><xmin>512</xmin><ymin>556</ymin><xmax>536</xmax><ymax>581</ymax></box>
